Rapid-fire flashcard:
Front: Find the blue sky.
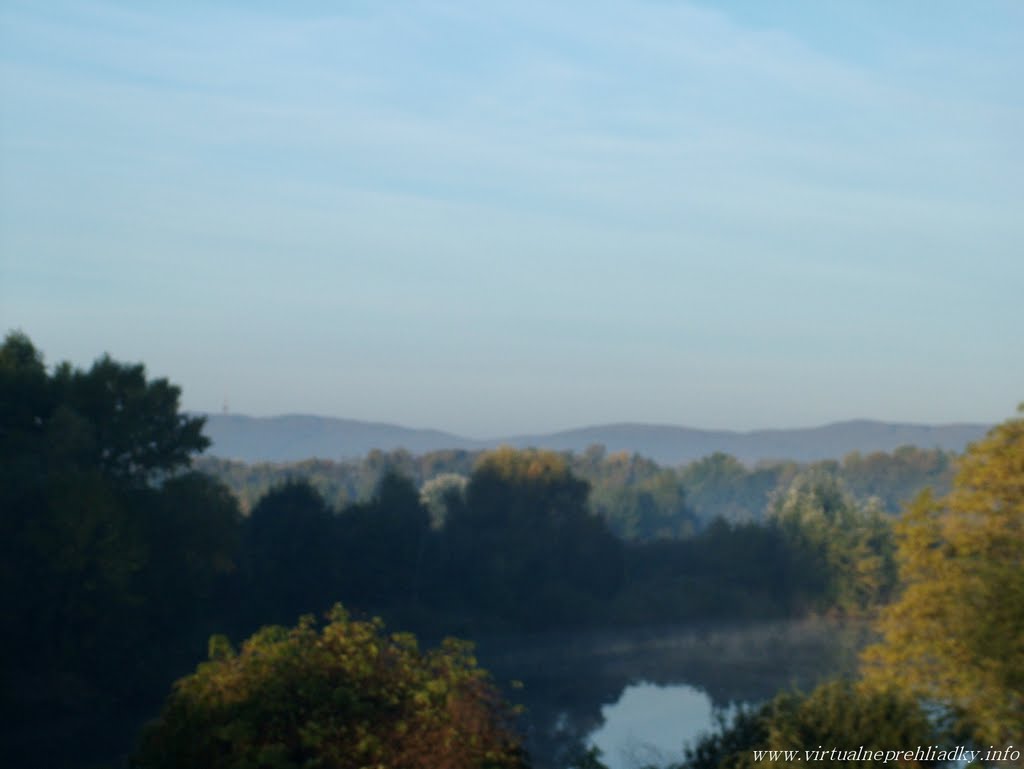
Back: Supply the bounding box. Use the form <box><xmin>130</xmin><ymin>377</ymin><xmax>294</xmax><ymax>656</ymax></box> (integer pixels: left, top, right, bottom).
<box><xmin>1</xmin><ymin>1</ymin><xmax>1021</xmax><ymax>437</ymax></box>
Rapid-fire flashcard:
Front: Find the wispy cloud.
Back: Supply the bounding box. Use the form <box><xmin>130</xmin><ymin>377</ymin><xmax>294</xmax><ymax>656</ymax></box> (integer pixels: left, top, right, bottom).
<box><xmin>1</xmin><ymin>0</ymin><xmax>1020</xmax><ymax>433</ymax></box>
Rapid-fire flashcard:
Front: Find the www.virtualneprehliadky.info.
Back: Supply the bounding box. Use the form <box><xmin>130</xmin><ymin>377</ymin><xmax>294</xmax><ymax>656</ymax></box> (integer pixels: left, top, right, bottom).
<box><xmin>752</xmin><ymin>745</ymin><xmax>1020</xmax><ymax>764</ymax></box>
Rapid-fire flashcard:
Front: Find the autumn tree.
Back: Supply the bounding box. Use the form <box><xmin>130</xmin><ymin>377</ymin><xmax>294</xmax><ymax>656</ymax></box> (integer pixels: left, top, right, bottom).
<box><xmin>132</xmin><ymin>606</ymin><xmax>527</xmax><ymax>769</ymax></box>
<box><xmin>862</xmin><ymin>407</ymin><xmax>1024</xmax><ymax>745</ymax></box>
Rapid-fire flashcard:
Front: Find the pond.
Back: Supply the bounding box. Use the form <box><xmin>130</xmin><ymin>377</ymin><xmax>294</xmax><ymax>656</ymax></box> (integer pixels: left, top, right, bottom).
<box><xmin>588</xmin><ymin>681</ymin><xmax>743</xmax><ymax>769</ymax></box>
<box><xmin>588</xmin><ymin>682</ymin><xmax>725</xmax><ymax>769</ymax></box>
<box><xmin>475</xmin><ymin>618</ymin><xmax>869</xmax><ymax>769</ymax></box>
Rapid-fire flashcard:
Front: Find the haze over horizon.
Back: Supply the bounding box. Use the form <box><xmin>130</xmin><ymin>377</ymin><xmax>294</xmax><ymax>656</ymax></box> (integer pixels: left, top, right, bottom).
<box><xmin>2</xmin><ymin>1</ymin><xmax>1021</xmax><ymax>437</ymax></box>
<box><xmin>195</xmin><ymin>409</ymin><xmax>997</xmax><ymax>444</ymax></box>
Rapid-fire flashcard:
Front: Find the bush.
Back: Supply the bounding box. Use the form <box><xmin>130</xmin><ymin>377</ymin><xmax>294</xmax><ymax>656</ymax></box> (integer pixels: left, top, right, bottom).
<box><xmin>133</xmin><ymin>606</ymin><xmax>527</xmax><ymax>769</ymax></box>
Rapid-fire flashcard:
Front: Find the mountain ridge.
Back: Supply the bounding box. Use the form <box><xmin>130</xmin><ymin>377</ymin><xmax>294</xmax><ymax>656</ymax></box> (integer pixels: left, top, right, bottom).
<box><xmin>196</xmin><ymin>413</ymin><xmax>992</xmax><ymax>465</ymax></box>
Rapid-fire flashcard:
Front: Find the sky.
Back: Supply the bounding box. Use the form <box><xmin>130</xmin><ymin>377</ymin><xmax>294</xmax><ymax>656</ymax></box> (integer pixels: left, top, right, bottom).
<box><xmin>1</xmin><ymin>1</ymin><xmax>1021</xmax><ymax>438</ymax></box>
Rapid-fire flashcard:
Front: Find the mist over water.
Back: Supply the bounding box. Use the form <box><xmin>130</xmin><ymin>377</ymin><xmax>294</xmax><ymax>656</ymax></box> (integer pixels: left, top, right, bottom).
<box><xmin>477</xmin><ymin>618</ymin><xmax>868</xmax><ymax>769</ymax></box>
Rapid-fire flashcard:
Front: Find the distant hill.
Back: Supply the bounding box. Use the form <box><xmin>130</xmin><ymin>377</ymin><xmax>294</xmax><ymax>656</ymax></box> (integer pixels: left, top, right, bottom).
<box><xmin>195</xmin><ymin>414</ymin><xmax>475</xmax><ymax>463</ymax></box>
<box><xmin>503</xmin><ymin>420</ymin><xmax>992</xmax><ymax>464</ymax></box>
<box><xmin>197</xmin><ymin>413</ymin><xmax>992</xmax><ymax>465</ymax></box>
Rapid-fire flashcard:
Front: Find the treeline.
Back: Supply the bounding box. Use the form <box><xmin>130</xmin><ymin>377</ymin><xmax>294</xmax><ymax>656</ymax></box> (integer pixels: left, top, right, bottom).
<box><xmin>226</xmin><ymin>452</ymin><xmax>901</xmax><ymax>636</ymax></box>
<box><xmin>197</xmin><ymin>441</ymin><xmax>954</xmax><ymax>540</ymax></box>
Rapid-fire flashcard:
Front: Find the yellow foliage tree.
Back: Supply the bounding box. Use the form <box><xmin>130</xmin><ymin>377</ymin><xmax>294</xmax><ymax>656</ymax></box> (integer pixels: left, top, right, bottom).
<box><xmin>475</xmin><ymin>446</ymin><xmax>572</xmax><ymax>484</ymax></box>
<box><xmin>861</xmin><ymin>407</ymin><xmax>1024</xmax><ymax>745</ymax></box>
<box><xmin>133</xmin><ymin>606</ymin><xmax>526</xmax><ymax>769</ymax></box>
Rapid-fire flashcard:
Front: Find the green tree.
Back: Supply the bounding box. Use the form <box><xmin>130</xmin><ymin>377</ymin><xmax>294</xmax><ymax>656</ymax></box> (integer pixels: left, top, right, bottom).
<box><xmin>445</xmin><ymin>448</ymin><xmax>623</xmax><ymax>626</ymax></box>
<box><xmin>862</xmin><ymin>408</ymin><xmax>1024</xmax><ymax>745</ymax></box>
<box><xmin>679</xmin><ymin>453</ymin><xmax>796</xmax><ymax>524</ymax></box>
<box><xmin>132</xmin><ymin>606</ymin><xmax>526</xmax><ymax>769</ymax></box>
<box><xmin>576</xmin><ymin>450</ymin><xmax>696</xmax><ymax>541</ymax></box>
<box><xmin>241</xmin><ymin>480</ymin><xmax>343</xmax><ymax>627</ymax></box>
<box><xmin>600</xmin><ymin>468</ymin><xmax>696</xmax><ymax>541</ymax></box>
<box><xmin>768</xmin><ymin>472</ymin><xmax>895</xmax><ymax>613</ymax></box>
<box><xmin>49</xmin><ymin>353</ymin><xmax>208</xmax><ymax>485</ymax></box>
<box><xmin>838</xmin><ymin>446</ymin><xmax>956</xmax><ymax>513</ymax></box>
<box><xmin>0</xmin><ymin>332</ymin><xmax>238</xmax><ymax>734</ymax></box>
<box><xmin>1</xmin><ymin>333</ymin><xmax>218</xmax><ymax>666</ymax></box>
<box><xmin>136</xmin><ymin>471</ymin><xmax>241</xmax><ymax>646</ymax></box>
<box><xmin>338</xmin><ymin>471</ymin><xmax>433</xmax><ymax>609</ymax></box>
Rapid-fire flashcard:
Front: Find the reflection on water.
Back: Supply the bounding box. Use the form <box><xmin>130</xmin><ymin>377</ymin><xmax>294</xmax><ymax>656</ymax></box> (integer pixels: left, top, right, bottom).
<box><xmin>475</xmin><ymin>618</ymin><xmax>870</xmax><ymax>769</ymax></box>
<box><xmin>589</xmin><ymin>682</ymin><xmax>718</xmax><ymax>769</ymax></box>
